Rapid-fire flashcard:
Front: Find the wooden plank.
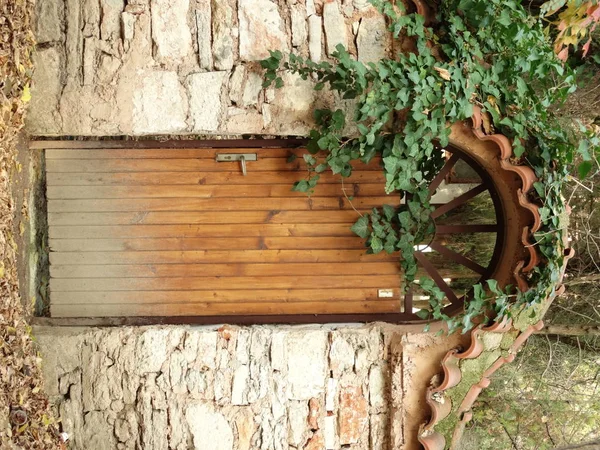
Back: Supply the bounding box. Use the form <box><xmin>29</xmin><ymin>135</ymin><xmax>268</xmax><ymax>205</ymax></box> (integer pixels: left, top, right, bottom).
<box><xmin>50</xmin><ymin>288</ymin><xmax>399</xmax><ymax>304</ymax></box>
<box><xmin>49</xmin><ymin>263</ymin><xmax>474</xmax><ymax>280</ymax></box>
<box><xmin>47</xmin><ymin>210</ymin><xmax>368</xmax><ymax>226</ymax></box>
<box><xmin>46</xmin><ymin>171</ymin><xmax>385</xmax><ymax>186</ymax></box>
<box><xmin>47</xmin><ymin>197</ymin><xmax>399</xmax><ymax>213</ymax></box>
<box><xmin>45</xmin><ymin>148</ymin><xmax>312</xmax><ymax>159</ymax></box>
<box><xmin>48</xmin><ymin>223</ymin><xmax>357</xmax><ymax>239</ymax></box>
<box><xmin>50</xmin><ymin>275</ymin><xmax>402</xmax><ymax>291</ymax></box>
<box><xmin>49</xmin><ymin>250</ymin><xmax>396</xmax><ymax>265</ymax></box>
<box><xmin>50</xmin><ymin>300</ymin><xmax>400</xmax><ymax>317</ymax></box>
<box><xmin>49</xmin><ymin>237</ymin><xmax>367</xmax><ymax>252</ymax></box>
<box><xmin>50</xmin><ymin>262</ymin><xmax>401</xmax><ymax>278</ymax></box>
<box><xmin>32</xmin><ymin>139</ymin><xmax>307</xmax><ymax>150</ymax></box>
<box><xmin>46</xmin><ymin>183</ymin><xmax>386</xmax><ymax>199</ymax></box>
<box><xmin>45</xmin><ymin>158</ymin><xmax>381</xmax><ymax>173</ymax></box>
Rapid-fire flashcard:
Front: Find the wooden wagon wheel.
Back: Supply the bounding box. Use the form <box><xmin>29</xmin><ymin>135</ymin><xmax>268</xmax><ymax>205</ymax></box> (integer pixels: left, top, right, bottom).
<box><xmin>397</xmin><ymin>114</ymin><xmax>539</xmax><ymax>323</ymax></box>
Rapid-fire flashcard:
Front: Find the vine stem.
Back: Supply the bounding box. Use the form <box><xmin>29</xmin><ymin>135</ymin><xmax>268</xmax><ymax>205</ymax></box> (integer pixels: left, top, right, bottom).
<box><xmin>341</xmin><ymin>177</ymin><xmax>363</xmax><ymax>217</ymax></box>
<box><xmin>567</xmin><ymin>175</ymin><xmax>593</xmax><ymax>193</ymax></box>
<box><xmin>524</xmin><ymin>227</ymin><xmax>568</xmax><ymax>247</ymax></box>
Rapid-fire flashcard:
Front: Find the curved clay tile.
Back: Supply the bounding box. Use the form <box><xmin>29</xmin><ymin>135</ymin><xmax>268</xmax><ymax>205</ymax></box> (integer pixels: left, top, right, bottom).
<box><xmin>521</xmin><ymin>226</ymin><xmax>541</xmax><ymax>273</ymax></box>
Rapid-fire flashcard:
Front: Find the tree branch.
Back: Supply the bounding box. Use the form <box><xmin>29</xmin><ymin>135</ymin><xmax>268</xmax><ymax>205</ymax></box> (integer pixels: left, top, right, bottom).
<box><xmin>535</xmin><ymin>324</ymin><xmax>600</xmax><ymax>337</ymax></box>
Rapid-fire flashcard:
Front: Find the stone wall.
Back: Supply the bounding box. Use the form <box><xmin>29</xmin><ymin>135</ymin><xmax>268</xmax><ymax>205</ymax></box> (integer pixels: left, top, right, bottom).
<box><xmin>27</xmin><ymin>0</ymin><xmax>392</xmax><ymax>136</ymax></box>
<box><xmin>36</xmin><ymin>324</ymin><xmax>464</xmax><ymax>450</ymax></box>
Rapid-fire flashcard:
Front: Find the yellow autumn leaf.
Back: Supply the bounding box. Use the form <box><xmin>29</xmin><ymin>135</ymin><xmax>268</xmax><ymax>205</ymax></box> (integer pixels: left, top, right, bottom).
<box><xmin>487</xmin><ymin>95</ymin><xmax>501</xmax><ymax>115</ymax></box>
<box><xmin>21</xmin><ymin>84</ymin><xmax>31</xmax><ymax>103</ymax></box>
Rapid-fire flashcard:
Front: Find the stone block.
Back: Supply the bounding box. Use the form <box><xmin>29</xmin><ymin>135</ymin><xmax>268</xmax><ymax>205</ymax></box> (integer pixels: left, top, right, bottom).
<box><xmin>329</xmin><ymin>335</ymin><xmax>355</xmax><ymax>377</ymax></box>
<box><xmin>286</xmin><ymin>331</ymin><xmax>328</xmax><ymax>400</ymax></box>
<box><xmin>291</xmin><ymin>4</ymin><xmax>308</xmax><ymax>48</ymax></box>
<box><xmin>370</xmin><ymin>414</ymin><xmax>389</xmax><ymax>450</ymax></box>
<box><xmin>354</xmin><ymin>0</ymin><xmax>370</xmax><ymax>10</ymax></box>
<box><xmin>196</xmin><ymin>331</ymin><xmax>219</xmax><ymax>370</ymax></box>
<box><xmin>304</xmin><ymin>430</ymin><xmax>325</xmax><ymax>450</ymax></box>
<box><xmin>288</xmin><ymin>400</ymin><xmax>309</xmax><ymax>446</ymax></box>
<box><xmin>229</xmin><ymin>65</ymin><xmax>246</xmax><ymax>105</ymax></box>
<box><xmin>212</xmin><ymin>0</ymin><xmax>234</xmax><ymax>70</ymax></box>
<box><xmin>83</xmin><ymin>38</ymin><xmax>97</xmax><ymax>85</ymax></box>
<box><xmin>231</xmin><ymin>365</ymin><xmax>250</xmax><ymax>405</ymax></box>
<box><xmin>308</xmin><ymin>15</ymin><xmax>322</xmax><ymax>62</ymax></box>
<box><xmin>121</xmin><ymin>12</ymin><xmax>136</xmax><ymax>42</ymax></box>
<box><xmin>186</xmin><ymin>403</ymin><xmax>234</xmax><ymax>450</ymax></box>
<box><xmin>338</xmin><ymin>385</ymin><xmax>368</xmax><ymax>445</ymax></box>
<box><xmin>100</xmin><ymin>0</ymin><xmax>125</xmax><ymax>41</ymax></box>
<box><xmin>241</xmin><ymin>71</ymin><xmax>264</xmax><ymax>107</ymax></box>
<box><xmin>26</xmin><ymin>46</ymin><xmax>63</xmax><ymax>134</ymax></box>
<box><xmin>225</xmin><ymin>107</ymin><xmax>264</xmax><ymax>134</ymax></box>
<box><xmin>271</xmin><ymin>331</ymin><xmax>287</xmax><ymax>371</ymax></box>
<box><xmin>308</xmin><ymin>398</ymin><xmax>322</xmax><ymax>430</ymax></box>
<box><xmin>270</xmin><ymin>72</ymin><xmax>316</xmax><ymax>134</ymax></box>
<box><xmin>34</xmin><ymin>0</ymin><xmax>64</xmax><ymax>43</ymax></box>
<box><xmin>324</xmin><ymin>415</ymin><xmax>336</xmax><ymax>449</ymax></box>
<box><xmin>83</xmin><ymin>411</ymin><xmax>117</xmax><ymax>450</ymax></box>
<box><xmin>325</xmin><ymin>378</ymin><xmax>337</xmax><ymax>412</ymax></box>
<box><xmin>196</xmin><ymin>1</ymin><xmax>213</xmax><ymax>70</ymax></box>
<box><xmin>135</xmin><ymin>329</ymin><xmax>170</xmax><ymax>373</ymax></box>
<box><xmin>187</xmin><ymin>71</ymin><xmax>227</xmax><ymax>132</ymax></box>
<box><xmin>151</xmin><ymin>0</ymin><xmax>194</xmax><ymax>63</ymax></box>
<box><xmin>357</xmin><ymin>14</ymin><xmax>390</xmax><ymax>63</ymax></box>
<box><xmin>235</xmin><ymin>408</ymin><xmax>257</xmax><ymax>450</ymax></box>
<box><xmin>262</xmin><ymin>103</ymin><xmax>272</xmax><ymax>127</ymax></box>
<box><xmin>132</xmin><ymin>70</ymin><xmax>188</xmax><ymax>134</ymax></box>
<box><xmin>323</xmin><ymin>2</ymin><xmax>347</xmax><ymax>55</ymax></box>
<box><xmin>97</xmin><ymin>54</ymin><xmax>121</xmax><ymax>84</ymax></box>
<box><xmin>239</xmin><ymin>0</ymin><xmax>289</xmax><ymax>61</ymax></box>
<box><xmin>369</xmin><ymin>363</ymin><xmax>388</xmax><ymax>411</ymax></box>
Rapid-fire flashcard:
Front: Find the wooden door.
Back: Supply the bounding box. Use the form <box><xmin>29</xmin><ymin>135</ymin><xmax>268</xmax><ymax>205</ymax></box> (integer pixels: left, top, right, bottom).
<box><xmin>45</xmin><ymin>142</ymin><xmax>405</xmax><ymax>320</ymax></box>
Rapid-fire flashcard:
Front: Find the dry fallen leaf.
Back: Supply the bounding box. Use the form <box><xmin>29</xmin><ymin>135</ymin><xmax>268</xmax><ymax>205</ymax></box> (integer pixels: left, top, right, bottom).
<box><xmin>434</xmin><ymin>66</ymin><xmax>451</xmax><ymax>81</ymax></box>
<box><xmin>0</xmin><ymin>0</ymin><xmax>62</xmax><ymax>448</ymax></box>
<box><xmin>481</xmin><ymin>111</ymin><xmax>494</xmax><ymax>135</ymax></box>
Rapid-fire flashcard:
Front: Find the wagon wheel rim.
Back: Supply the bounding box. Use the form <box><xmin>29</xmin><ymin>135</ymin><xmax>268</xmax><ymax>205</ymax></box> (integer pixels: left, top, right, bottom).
<box><xmin>402</xmin><ymin>144</ymin><xmax>506</xmax><ymax>317</ymax></box>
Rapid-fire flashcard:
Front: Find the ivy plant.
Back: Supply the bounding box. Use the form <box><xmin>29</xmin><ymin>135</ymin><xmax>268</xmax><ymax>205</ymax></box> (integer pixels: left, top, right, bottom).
<box><xmin>261</xmin><ymin>0</ymin><xmax>599</xmax><ymax>333</ymax></box>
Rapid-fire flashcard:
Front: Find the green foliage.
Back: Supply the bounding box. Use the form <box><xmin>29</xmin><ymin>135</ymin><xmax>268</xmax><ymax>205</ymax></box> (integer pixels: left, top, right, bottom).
<box><xmin>464</xmin><ymin>335</ymin><xmax>600</xmax><ymax>449</ymax></box>
<box><xmin>261</xmin><ymin>0</ymin><xmax>600</xmax><ymax>333</ymax></box>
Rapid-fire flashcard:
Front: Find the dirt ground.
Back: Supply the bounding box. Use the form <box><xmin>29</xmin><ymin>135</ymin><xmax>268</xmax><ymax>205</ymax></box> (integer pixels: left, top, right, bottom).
<box><xmin>0</xmin><ymin>0</ymin><xmax>61</xmax><ymax>448</ymax></box>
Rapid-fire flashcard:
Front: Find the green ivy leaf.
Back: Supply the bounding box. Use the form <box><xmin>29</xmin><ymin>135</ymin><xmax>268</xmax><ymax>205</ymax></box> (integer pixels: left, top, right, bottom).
<box><xmin>370</xmin><ymin>235</ymin><xmax>384</xmax><ymax>253</ymax></box>
<box><xmin>578</xmin><ymin>161</ymin><xmax>593</xmax><ymax>179</ymax></box>
<box><xmin>292</xmin><ymin>180</ymin><xmax>309</xmax><ymax>192</ymax></box>
<box><xmin>351</xmin><ymin>216</ymin><xmax>370</xmax><ymax>239</ymax></box>
<box><xmin>416</xmin><ymin>309</ymin><xmax>431</xmax><ymax>319</ymax></box>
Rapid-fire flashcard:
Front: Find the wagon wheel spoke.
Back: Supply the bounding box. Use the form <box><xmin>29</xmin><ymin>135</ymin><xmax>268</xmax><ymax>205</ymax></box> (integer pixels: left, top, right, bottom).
<box><xmin>436</xmin><ymin>224</ymin><xmax>498</xmax><ymax>233</ymax></box>
<box><xmin>414</xmin><ymin>251</ymin><xmax>459</xmax><ymax>304</ymax></box>
<box><xmin>403</xmin><ymin>287</ymin><xmax>414</xmax><ymax>313</ymax></box>
<box><xmin>429</xmin><ymin>241</ymin><xmax>488</xmax><ymax>275</ymax></box>
<box><xmin>428</xmin><ymin>153</ymin><xmax>460</xmax><ymax>195</ymax></box>
<box><xmin>430</xmin><ymin>184</ymin><xmax>488</xmax><ymax>219</ymax></box>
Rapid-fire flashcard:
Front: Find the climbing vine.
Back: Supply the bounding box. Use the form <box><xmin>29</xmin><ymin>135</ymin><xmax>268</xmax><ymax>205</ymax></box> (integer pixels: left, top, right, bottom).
<box><xmin>261</xmin><ymin>0</ymin><xmax>599</xmax><ymax>333</ymax></box>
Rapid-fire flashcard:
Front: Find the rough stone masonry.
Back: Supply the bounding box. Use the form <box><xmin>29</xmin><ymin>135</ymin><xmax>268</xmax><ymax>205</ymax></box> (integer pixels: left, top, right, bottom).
<box><xmin>27</xmin><ymin>1</ymin><xmax>464</xmax><ymax>449</ymax></box>
<box><xmin>27</xmin><ymin>0</ymin><xmax>393</xmax><ymax>136</ymax></box>
<box><xmin>35</xmin><ymin>325</ymin><xmax>463</xmax><ymax>450</ymax></box>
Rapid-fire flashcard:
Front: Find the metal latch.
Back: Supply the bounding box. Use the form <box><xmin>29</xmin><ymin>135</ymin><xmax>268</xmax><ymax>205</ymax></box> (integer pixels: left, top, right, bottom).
<box><xmin>215</xmin><ymin>153</ymin><xmax>257</xmax><ymax>176</ymax></box>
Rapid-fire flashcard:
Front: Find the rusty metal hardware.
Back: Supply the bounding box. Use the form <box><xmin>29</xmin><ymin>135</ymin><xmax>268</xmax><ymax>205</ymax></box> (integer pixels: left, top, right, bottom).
<box><xmin>215</xmin><ymin>153</ymin><xmax>257</xmax><ymax>176</ymax></box>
